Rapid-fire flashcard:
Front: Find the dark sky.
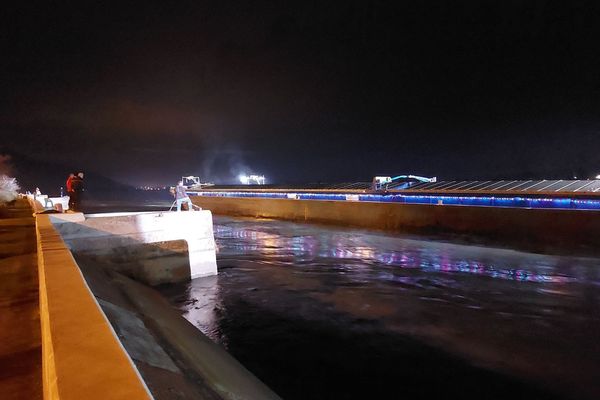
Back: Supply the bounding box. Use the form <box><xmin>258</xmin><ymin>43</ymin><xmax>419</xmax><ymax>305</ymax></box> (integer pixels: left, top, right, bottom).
<box><xmin>2</xmin><ymin>1</ymin><xmax>600</xmax><ymax>185</ymax></box>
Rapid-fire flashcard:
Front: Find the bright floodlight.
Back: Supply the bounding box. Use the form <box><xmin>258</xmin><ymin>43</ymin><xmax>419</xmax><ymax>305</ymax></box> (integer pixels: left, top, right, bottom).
<box><xmin>596</xmin><ymin>174</ymin><xmax>600</xmax><ymax>180</ymax></box>
<box><xmin>239</xmin><ymin>174</ymin><xmax>265</xmax><ymax>184</ymax></box>
<box><xmin>239</xmin><ymin>174</ymin><xmax>249</xmax><ymax>184</ymax></box>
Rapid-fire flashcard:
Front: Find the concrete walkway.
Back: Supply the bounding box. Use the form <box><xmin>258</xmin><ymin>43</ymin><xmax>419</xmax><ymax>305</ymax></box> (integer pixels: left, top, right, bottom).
<box><xmin>0</xmin><ymin>199</ymin><xmax>42</xmax><ymax>399</ymax></box>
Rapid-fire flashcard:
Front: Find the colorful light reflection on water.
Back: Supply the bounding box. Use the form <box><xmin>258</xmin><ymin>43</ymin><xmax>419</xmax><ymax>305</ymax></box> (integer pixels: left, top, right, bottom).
<box><xmin>214</xmin><ymin>221</ymin><xmax>584</xmax><ymax>284</ymax></box>
<box><xmin>163</xmin><ymin>216</ymin><xmax>600</xmax><ymax>400</ymax></box>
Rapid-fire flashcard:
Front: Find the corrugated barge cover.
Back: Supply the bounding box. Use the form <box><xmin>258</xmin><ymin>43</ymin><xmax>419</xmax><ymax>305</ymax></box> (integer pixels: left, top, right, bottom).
<box><xmin>187</xmin><ymin>180</ymin><xmax>600</xmax><ymax>211</ymax></box>
<box><xmin>190</xmin><ymin>179</ymin><xmax>600</xmax><ymax>195</ymax></box>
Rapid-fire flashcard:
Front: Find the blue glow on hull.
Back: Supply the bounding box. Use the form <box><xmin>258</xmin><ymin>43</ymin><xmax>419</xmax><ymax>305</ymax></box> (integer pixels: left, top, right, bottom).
<box><xmin>187</xmin><ymin>191</ymin><xmax>600</xmax><ymax>211</ymax></box>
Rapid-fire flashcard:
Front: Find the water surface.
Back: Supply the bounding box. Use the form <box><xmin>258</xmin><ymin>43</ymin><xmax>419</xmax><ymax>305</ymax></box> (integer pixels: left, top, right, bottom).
<box><xmin>159</xmin><ymin>216</ymin><xmax>600</xmax><ymax>399</ymax></box>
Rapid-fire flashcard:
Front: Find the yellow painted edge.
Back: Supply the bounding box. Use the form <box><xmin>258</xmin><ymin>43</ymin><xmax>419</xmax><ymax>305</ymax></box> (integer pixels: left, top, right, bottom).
<box><xmin>36</xmin><ymin>214</ymin><xmax>152</xmax><ymax>400</ymax></box>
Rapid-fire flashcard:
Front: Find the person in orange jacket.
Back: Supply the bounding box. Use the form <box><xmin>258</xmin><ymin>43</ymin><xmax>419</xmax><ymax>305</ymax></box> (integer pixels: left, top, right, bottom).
<box><xmin>66</xmin><ymin>173</ymin><xmax>75</xmax><ymax>209</ymax></box>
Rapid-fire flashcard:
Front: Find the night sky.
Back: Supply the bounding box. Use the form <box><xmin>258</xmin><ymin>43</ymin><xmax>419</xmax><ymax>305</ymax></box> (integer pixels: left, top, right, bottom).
<box><xmin>2</xmin><ymin>1</ymin><xmax>600</xmax><ymax>186</ymax></box>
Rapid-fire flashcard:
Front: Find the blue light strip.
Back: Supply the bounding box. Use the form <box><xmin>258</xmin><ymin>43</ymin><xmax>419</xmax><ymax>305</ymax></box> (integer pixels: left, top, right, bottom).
<box><xmin>187</xmin><ymin>191</ymin><xmax>600</xmax><ymax>211</ymax></box>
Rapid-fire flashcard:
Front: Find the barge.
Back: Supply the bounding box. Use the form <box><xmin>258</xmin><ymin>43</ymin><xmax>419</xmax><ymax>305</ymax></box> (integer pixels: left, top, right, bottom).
<box><xmin>186</xmin><ymin>178</ymin><xmax>600</xmax><ymax>253</ymax></box>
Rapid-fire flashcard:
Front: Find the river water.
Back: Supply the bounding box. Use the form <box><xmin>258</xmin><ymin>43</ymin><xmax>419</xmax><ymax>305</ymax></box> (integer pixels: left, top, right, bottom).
<box><xmin>156</xmin><ymin>215</ymin><xmax>600</xmax><ymax>400</ymax></box>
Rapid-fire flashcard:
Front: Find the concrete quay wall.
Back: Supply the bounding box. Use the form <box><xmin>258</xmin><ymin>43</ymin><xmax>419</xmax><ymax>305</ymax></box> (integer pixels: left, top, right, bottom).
<box><xmin>33</xmin><ymin>206</ymin><xmax>280</xmax><ymax>400</ymax></box>
<box><xmin>190</xmin><ymin>196</ymin><xmax>600</xmax><ymax>251</ymax></box>
<box><xmin>35</xmin><ymin>214</ymin><xmax>151</xmax><ymax>399</ymax></box>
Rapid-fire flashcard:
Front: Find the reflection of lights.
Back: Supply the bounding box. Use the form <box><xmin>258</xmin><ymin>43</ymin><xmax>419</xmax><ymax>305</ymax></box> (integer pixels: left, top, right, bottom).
<box><xmin>180</xmin><ymin>278</ymin><xmax>221</xmax><ymax>342</ymax></box>
<box><xmin>214</xmin><ymin>223</ymin><xmax>579</xmax><ymax>284</ymax></box>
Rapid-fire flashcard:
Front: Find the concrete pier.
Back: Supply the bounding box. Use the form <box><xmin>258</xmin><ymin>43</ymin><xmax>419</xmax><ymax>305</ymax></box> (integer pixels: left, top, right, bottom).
<box><xmin>51</xmin><ymin>211</ymin><xmax>218</xmax><ymax>284</ymax></box>
<box><xmin>0</xmin><ymin>193</ymin><xmax>283</xmax><ymax>399</ymax></box>
<box><xmin>23</xmin><ymin>202</ymin><xmax>280</xmax><ymax>399</ymax></box>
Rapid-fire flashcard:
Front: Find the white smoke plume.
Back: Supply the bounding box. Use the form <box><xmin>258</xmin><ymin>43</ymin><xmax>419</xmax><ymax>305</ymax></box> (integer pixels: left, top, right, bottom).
<box><xmin>0</xmin><ymin>155</ymin><xmax>19</xmax><ymax>203</ymax></box>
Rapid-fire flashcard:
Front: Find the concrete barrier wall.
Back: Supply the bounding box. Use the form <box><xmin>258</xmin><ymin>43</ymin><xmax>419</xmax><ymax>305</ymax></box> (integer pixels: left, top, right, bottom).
<box><xmin>50</xmin><ymin>211</ymin><xmax>218</xmax><ymax>283</ymax></box>
<box><xmin>191</xmin><ymin>196</ymin><xmax>600</xmax><ymax>251</ymax></box>
<box><xmin>26</xmin><ymin>194</ymin><xmax>69</xmax><ymax>212</ymax></box>
<box><xmin>35</xmin><ymin>214</ymin><xmax>151</xmax><ymax>399</ymax></box>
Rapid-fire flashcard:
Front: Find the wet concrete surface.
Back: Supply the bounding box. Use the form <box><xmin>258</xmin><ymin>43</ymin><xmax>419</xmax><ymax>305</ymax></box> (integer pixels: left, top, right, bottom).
<box><xmin>160</xmin><ymin>216</ymin><xmax>600</xmax><ymax>400</ymax></box>
<box><xmin>0</xmin><ymin>199</ymin><xmax>41</xmax><ymax>400</ymax></box>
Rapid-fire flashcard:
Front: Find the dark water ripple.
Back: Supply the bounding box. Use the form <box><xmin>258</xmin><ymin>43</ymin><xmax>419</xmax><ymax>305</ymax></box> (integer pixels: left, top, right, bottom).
<box><xmin>159</xmin><ymin>216</ymin><xmax>600</xmax><ymax>400</ymax></box>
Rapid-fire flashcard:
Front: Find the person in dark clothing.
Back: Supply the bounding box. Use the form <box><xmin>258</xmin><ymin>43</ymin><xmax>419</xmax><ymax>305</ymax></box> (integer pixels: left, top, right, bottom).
<box><xmin>69</xmin><ymin>172</ymin><xmax>84</xmax><ymax>211</ymax></box>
